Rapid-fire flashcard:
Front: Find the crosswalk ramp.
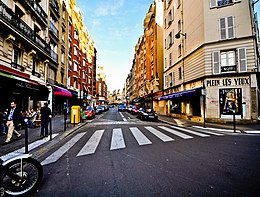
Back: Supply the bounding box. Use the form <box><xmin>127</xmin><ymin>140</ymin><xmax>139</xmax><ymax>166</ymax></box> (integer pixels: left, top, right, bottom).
<box><xmin>40</xmin><ymin>125</ymin><xmax>225</xmax><ymax>166</ymax></box>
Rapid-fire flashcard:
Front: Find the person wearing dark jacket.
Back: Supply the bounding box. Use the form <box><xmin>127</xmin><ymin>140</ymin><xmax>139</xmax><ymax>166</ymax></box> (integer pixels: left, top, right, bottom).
<box><xmin>5</xmin><ymin>101</ymin><xmax>22</xmax><ymax>144</ymax></box>
<box><xmin>40</xmin><ymin>103</ymin><xmax>52</xmax><ymax>138</ymax></box>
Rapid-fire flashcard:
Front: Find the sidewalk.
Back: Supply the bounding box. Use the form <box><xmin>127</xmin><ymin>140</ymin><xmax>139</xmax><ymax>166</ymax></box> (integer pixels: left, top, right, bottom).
<box><xmin>0</xmin><ymin>115</ymin><xmax>88</xmax><ymax>157</ymax></box>
<box><xmin>158</xmin><ymin>115</ymin><xmax>260</xmax><ymax>133</ymax></box>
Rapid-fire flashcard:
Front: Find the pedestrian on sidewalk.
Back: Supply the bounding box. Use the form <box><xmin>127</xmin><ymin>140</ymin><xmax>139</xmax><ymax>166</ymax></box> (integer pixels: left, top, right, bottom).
<box><xmin>40</xmin><ymin>103</ymin><xmax>52</xmax><ymax>138</ymax></box>
<box><xmin>5</xmin><ymin>101</ymin><xmax>22</xmax><ymax>144</ymax></box>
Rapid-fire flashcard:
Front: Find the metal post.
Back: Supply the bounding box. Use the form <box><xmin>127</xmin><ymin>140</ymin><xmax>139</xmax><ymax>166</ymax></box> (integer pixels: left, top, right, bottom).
<box><xmin>233</xmin><ymin>111</ymin><xmax>236</xmax><ymax>133</ymax></box>
<box><xmin>64</xmin><ymin>110</ymin><xmax>67</xmax><ymax>131</ymax></box>
<box><xmin>49</xmin><ymin>117</ymin><xmax>52</xmax><ymax>140</ymax></box>
<box><xmin>203</xmin><ymin>94</ymin><xmax>206</xmax><ymax>128</ymax></box>
<box><xmin>24</xmin><ymin>122</ymin><xmax>28</xmax><ymax>154</ymax></box>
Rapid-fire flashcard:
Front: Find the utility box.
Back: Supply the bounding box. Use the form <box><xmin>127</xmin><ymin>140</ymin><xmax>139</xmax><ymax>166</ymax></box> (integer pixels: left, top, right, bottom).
<box><xmin>71</xmin><ymin>106</ymin><xmax>81</xmax><ymax>124</ymax></box>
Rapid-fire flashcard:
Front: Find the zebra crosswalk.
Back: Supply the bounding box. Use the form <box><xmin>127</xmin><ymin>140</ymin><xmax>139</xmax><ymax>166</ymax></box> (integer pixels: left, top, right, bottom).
<box><xmin>40</xmin><ymin>125</ymin><xmax>226</xmax><ymax>166</ymax></box>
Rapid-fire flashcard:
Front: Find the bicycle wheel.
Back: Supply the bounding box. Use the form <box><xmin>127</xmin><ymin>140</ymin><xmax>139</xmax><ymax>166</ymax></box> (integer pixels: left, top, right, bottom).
<box><xmin>1</xmin><ymin>157</ymin><xmax>43</xmax><ymax>196</ymax></box>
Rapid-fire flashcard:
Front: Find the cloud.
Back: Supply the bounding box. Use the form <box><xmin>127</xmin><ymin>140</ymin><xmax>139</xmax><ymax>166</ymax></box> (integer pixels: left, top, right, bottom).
<box><xmin>95</xmin><ymin>0</ymin><xmax>125</xmax><ymax>16</ymax></box>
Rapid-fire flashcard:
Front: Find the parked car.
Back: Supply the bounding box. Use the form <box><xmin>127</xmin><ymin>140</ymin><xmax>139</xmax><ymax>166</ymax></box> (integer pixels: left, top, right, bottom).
<box><xmin>131</xmin><ymin>106</ymin><xmax>139</xmax><ymax>115</ymax></box>
<box><xmin>84</xmin><ymin>106</ymin><xmax>95</xmax><ymax>119</ymax></box>
<box><xmin>137</xmin><ymin>108</ymin><xmax>158</xmax><ymax>121</ymax></box>
<box><xmin>127</xmin><ymin>105</ymin><xmax>133</xmax><ymax>113</ymax></box>
<box><xmin>118</xmin><ymin>104</ymin><xmax>127</xmax><ymax>112</ymax></box>
<box><xmin>95</xmin><ymin>106</ymin><xmax>103</xmax><ymax>114</ymax></box>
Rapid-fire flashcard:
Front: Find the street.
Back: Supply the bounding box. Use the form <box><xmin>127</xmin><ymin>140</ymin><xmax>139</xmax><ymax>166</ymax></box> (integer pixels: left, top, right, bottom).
<box><xmin>26</xmin><ymin>108</ymin><xmax>260</xmax><ymax>196</ymax></box>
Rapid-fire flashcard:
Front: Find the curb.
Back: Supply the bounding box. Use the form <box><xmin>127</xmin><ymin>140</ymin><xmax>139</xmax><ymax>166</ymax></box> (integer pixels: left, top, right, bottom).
<box><xmin>32</xmin><ymin>121</ymin><xmax>88</xmax><ymax>160</ymax></box>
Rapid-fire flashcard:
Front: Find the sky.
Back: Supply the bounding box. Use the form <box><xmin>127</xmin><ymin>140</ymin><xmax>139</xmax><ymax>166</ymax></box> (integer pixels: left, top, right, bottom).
<box><xmin>75</xmin><ymin>0</ymin><xmax>153</xmax><ymax>92</ymax></box>
<box><xmin>75</xmin><ymin>1</ymin><xmax>260</xmax><ymax>93</ymax></box>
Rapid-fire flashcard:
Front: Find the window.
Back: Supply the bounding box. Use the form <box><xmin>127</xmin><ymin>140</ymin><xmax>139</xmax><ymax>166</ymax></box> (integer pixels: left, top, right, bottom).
<box><xmin>169</xmin><ymin>53</ymin><xmax>172</xmax><ymax>67</ymax></box>
<box><xmin>169</xmin><ymin>73</ymin><xmax>173</xmax><ymax>86</ymax></box>
<box><xmin>210</xmin><ymin>0</ymin><xmax>241</xmax><ymax>8</ymax></box>
<box><xmin>168</xmin><ymin>10</ymin><xmax>173</xmax><ymax>27</ymax></box>
<box><xmin>179</xmin><ymin>67</ymin><xmax>182</xmax><ymax>80</ymax></box>
<box><xmin>219</xmin><ymin>16</ymin><xmax>235</xmax><ymax>40</ymax></box>
<box><xmin>178</xmin><ymin>44</ymin><xmax>182</xmax><ymax>57</ymax></box>
<box><xmin>61</xmin><ymin>52</ymin><xmax>65</xmax><ymax>64</ymax></box>
<box><xmin>74</xmin><ymin>30</ymin><xmax>79</xmax><ymax>40</ymax></box>
<box><xmin>165</xmin><ymin>57</ymin><xmax>167</xmax><ymax>69</ymax></box>
<box><xmin>178</xmin><ymin>20</ymin><xmax>181</xmax><ymax>33</ymax></box>
<box><xmin>73</xmin><ymin>61</ymin><xmax>78</xmax><ymax>72</ymax></box>
<box><xmin>238</xmin><ymin>48</ymin><xmax>247</xmax><ymax>72</ymax></box>
<box><xmin>74</xmin><ymin>45</ymin><xmax>78</xmax><ymax>56</ymax></box>
<box><xmin>73</xmin><ymin>77</ymin><xmax>77</xmax><ymax>88</ymax></box>
<box><xmin>13</xmin><ymin>48</ymin><xmax>22</xmax><ymax>65</ymax></box>
<box><xmin>165</xmin><ymin>75</ymin><xmax>168</xmax><ymax>88</ymax></box>
<box><xmin>212</xmin><ymin>48</ymin><xmax>246</xmax><ymax>74</ymax></box>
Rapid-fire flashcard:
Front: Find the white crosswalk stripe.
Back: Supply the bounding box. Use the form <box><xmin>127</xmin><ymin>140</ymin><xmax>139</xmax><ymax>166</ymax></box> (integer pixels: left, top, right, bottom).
<box><xmin>158</xmin><ymin>126</ymin><xmax>194</xmax><ymax>139</ymax></box>
<box><xmin>77</xmin><ymin>130</ymin><xmax>104</xmax><ymax>156</ymax></box>
<box><xmin>130</xmin><ymin>127</ymin><xmax>152</xmax><ymax>145</ymax></box>
<box><xmin>170</xmin><ymin>125</ymin><xmax>210</xmax><ymax>137</ymax></box>
<box><xmin>144</xmin><ymin>126</ymin><xmax>174</xmax><ymax>142</ymax></box>
<box><xmin>32</xmin><ymin>125</ymin><xmax>229</xmax><ymax>165</ymax></box>
<box><xmin>41</xmin><ymin>132</ymin><xmax>85</xmax><ymax>166</ymax></box>
<box><xmin>110</xmin><ymin>128</ymin><xmax>126</xmax><ymax>150</ymax></box>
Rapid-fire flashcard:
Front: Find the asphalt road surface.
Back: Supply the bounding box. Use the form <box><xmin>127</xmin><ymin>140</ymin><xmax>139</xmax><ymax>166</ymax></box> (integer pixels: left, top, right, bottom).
<box><xmin>32</xmin><ymin>107</ymin><xmax>260</xmax><ymax>197</ymax></box>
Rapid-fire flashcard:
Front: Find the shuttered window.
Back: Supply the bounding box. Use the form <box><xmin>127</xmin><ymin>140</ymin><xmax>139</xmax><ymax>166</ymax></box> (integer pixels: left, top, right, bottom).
<box><xmin>238</xmin><ymin>48</ymin><xmax>247</xmax><ymax>72</ymax></box>
<box><xmin>219</xmin><ymin>16</ymin><xmax>235</xmax><ymax>40</ymax></box>
<box><xmin>212</xmin><ymin>51</ymin><xmax>220</xmax><ymax>74</ymax></box>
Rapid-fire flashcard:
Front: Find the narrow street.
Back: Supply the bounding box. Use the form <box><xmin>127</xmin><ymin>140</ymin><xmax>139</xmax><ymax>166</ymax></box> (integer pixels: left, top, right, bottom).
<box><xmin>27</xmin><ymin>108</ymin><xmax>260</xmax><ymax>196</ymax></box>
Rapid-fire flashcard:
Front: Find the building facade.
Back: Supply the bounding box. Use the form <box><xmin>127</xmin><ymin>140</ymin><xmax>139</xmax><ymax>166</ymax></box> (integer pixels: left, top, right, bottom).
<box><xmin>159</xmin><ymin>0</ymin><xmax>259</xmax><ymax>123</ymax></box>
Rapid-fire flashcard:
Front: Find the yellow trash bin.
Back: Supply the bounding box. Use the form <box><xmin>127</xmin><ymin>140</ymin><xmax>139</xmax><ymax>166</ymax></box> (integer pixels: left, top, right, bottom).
<box><xmin>71</xmin><ymin>106</ymin><xmax>81</xmax><ymax>124</ymax></box>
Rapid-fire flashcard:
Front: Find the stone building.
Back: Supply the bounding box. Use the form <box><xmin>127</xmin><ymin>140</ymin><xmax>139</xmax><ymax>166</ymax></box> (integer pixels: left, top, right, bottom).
<box><xmin>159</xmin><ymin>0</ymin><xmax>259</xmax><ymax>123</ymax></box>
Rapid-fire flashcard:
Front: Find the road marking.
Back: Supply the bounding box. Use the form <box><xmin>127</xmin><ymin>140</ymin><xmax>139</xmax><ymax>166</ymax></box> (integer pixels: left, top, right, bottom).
<box><xmin>119</xmin><ymin>112</ymin><xmax>127</xmax><ymax>121</ymax></box>
<box><xmin>0</xmin><ymin>134</ymin><xmax>59</xmax><ymax>161</ymax></box>
<box><xmin>193</xmin><ymin>129</ymin><xmax>224</xmax><ymax>136</ymax></box>
<box><xmin>244</xmin><ymin>131</ymin><xmax>260</xmax><ymax>134</ymax></box>
<box><xmin>110</xmin><ymin>128</ymin><xmax>126</xmax><ymax>150</ymax></box>
<box><xmin>41</xmin><ymin>132</ymin><xmax>85</xmax><ymax>165</ymax></box>
<box><xmin>192</xmin><ymin>126</ymin><xmax>237</xmax><ymax>133</ymax></box>
<box><xmin>77</xmin><ymin>130</ymin><xmax>104</xmax><ymax>156</ymax></box>
<box><xmin>170</xmin><ymin>125</ymin><xmax>210</xmax><ymax>137</ymax></box>
<box><xmin>159</xmin><ymin>126</ymin><xmax>194</xmax><ymax>139</ymax></box>
<box><xmin>145</xmin><ymin>126</ymin><xmax>174</xmax><ymax>142</ymax></box>
<box><xmin>130</xmin><ymin>127</ymin><xmax>152</xmax><ymax>145</ymax></box>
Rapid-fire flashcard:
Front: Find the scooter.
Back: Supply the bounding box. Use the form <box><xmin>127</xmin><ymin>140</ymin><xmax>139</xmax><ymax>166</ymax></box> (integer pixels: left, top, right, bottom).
<box><xmin>0</xmin><ymin>154</ymin><xmax>43</xmax><ymax>196</ymax></box>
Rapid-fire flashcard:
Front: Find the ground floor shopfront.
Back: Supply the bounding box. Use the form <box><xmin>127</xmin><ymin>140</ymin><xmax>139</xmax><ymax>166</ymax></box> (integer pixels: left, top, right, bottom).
<box><xmin>158</xmin><ymin>74</ymin><xmax>259</xmax><ymax>123</ymax></box>
<box><xmin>0</xmin><ymin>70</ymin><xmax>49</xmax><ymax>112</ymax></box>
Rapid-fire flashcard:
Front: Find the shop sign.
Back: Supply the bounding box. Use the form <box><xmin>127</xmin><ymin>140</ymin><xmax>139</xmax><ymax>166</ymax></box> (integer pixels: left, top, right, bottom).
<box><xmin>206</xmin><ymin>77</ymin><xmax>249</xmax><ymax>87</ymax></box>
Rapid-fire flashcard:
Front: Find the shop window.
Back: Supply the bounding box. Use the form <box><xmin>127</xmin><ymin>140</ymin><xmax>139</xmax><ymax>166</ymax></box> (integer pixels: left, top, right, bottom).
<box><xmin>219</xmin><ymin>88</ymin><xmax>242</xmax><ymax>116</ymax></box>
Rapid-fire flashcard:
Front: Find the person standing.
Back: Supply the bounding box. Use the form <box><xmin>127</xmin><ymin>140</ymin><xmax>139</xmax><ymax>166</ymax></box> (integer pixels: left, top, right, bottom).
<box><xmin>40</xmin><ymin>103</ymin><xmax>51</xmax><ymax>138</ymax></box>
<box><xmin>5</xmin><ymin>101</ymin><xmax>22</xmax><ymax>144</ymax></box>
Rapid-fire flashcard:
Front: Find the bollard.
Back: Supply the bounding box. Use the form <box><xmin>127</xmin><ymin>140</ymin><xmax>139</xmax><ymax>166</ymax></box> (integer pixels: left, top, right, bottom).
<box><xmin>49</xmin><ymin>117</ymin><xmax>52</xmax><ymax>140</ymax></box>
<box><xmin>233</xmin><ymin>111</ymin><xmax>236</xmax><ymax>133</ymax></box>
<box><xmin>74</xmin><ymin>114</ymin><xmax>76</xmax><ymax>127</ymax></box>
<box><xmin>24</xmin><ymin>121</ymin><xmax>29</xmax><ymax>154</ymax></box>
<box><xmin>64</xmin><ymin>110</ymin><xmax>67</xmax><ymax>131</ymax></box>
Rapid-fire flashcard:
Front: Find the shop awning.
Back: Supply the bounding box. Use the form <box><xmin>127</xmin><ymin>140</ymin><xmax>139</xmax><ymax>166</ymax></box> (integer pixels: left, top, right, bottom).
<box><xmin>158</xmin><ymin>87</ymin><xmax>202</xmax><ymax>101</ymax></box>
<box><xmin>0</xmin><ymin>71</ymin><xmax>37</xmax><ymax>85</ymax></box>
<box><xmin>54</xmin><ymin>86</ymin><xmax>72</xmax><ymax>97</ymax></box>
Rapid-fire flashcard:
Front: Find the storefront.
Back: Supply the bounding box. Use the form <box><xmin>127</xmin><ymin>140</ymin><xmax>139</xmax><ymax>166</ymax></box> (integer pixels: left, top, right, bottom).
<box><xmin>205</xmin><ymin>75</ymin><xmax>258</xmax><ymax>123</ymax></box>
<box><xmin>52</xmin><ymin>85</ymin><xmax>72</xmax><ymax>115</ymax></box>
<box><xmin>158</xmin><ymin>87</ymin><xmax>202</xmax><ymax>118</ymax></box>
<box><xmin>0</xmin><ymin>71</ymin><xmax>49</xmax><ymax>111</ymax></box>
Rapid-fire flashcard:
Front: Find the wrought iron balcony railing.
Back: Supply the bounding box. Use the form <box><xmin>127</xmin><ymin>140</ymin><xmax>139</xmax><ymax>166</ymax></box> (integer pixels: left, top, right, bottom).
<box><xmin>11</xmin><ymin>62</ymin><xmax>25</xmax><ymax>72</ymax></box>
<box><xmin>25</xmin><ymin>0</ymin><xmax>48</xmax><ymax>25</ymax></box>
<box><xmin>50</xmin><ymin>0</ymin><xmax>60</xmax><ymax>17</ymax></box>
<box><xmin>0</xmin><ymin>0</ymin><xmax>51</xmax><ymax>55</ymax></box>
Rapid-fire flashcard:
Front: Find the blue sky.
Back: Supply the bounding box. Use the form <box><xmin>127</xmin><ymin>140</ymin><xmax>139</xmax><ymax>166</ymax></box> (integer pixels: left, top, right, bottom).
<box><xmin>75</xmin><ymin>1</ymin><xmax>260</xmax><ymax>93</ymax></box>
<box><xmin>76</xmin><ymin>0</ymin><xmax>153</xmax><ymax>92</ymax></box>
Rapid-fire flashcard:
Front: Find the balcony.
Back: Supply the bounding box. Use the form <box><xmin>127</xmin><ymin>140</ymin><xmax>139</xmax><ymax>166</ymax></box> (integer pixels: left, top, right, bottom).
<box><xmin>0</xmin><ymin>0</ymin><xmax>50</xmax><ymax>56</ymax></box>
<box><xmin>32</xmin><ymin>70</ymin><xmax>41</xmax><ymax>78</ymax></box>
<box><xmin>50</xmin><ymin>0</ymin><xmax>60</xmax><ymax>18</ymax></box>
<box><xmin>20</xmin><ymin>0</ymin><xmax>48</xmax><ymax>27</ymax></box>
<box><xmin>11</xmin><ymin>62</ymin><xmax>25</xmax><ymax>72</ymax></box>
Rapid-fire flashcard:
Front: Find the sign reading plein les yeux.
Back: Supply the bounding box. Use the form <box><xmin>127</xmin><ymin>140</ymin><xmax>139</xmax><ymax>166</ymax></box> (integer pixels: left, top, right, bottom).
<box><xmin>206</xmin><ymin>77</ymin><xmax>250</xmax><ymax>87</ymax></box>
